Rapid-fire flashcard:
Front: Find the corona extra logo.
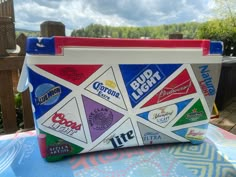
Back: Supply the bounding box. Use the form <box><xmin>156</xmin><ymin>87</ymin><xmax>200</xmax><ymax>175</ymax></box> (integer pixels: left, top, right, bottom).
<box><xmin>92</xmin><ymin>81</ymin><xmax>120</xmax><ymax>100</ymax></box>
<box><xmin>105</xmin><ymin>80</ymin><xmax>117</xmax><ymax>89</ymax></box>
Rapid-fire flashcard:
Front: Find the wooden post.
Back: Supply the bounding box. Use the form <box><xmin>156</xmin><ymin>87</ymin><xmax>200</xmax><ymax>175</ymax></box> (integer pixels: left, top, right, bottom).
<box><xmin>0</xmin><ymin>16</ymin><xmax>16</xmax><ymax>54</ymax></box>
<box><xmin>169</xmin><ymin>33</ymin><xmax>183</xmax><ymax>39</ymax></box>
<box><xmin>16</xmin><ymin>33</ymin><xmax>27</xmax><ymax>56</ymax></box>
<box><xmin>0</xmin><ymin>0</ymin><xmax>15</xmax><ymax>21</ymax></box>
<box><xmin>40</xmin><ymin>21</ymin><xmax>65</xmax><ymax>37</ymax></box>
<box><xmin>0</xmin><ymin>70</ymin><xmax>17</xmax><ymax>133</ymax></box>
<box><xmin>22</xmin><ymin>89</ymin><xmax>34</xmax><ymax>129</ymax></box>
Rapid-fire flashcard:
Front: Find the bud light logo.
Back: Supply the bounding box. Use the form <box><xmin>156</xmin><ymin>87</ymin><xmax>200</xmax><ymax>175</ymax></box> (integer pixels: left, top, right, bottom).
<box><xmin>127</xmin><ymin>65</ymin><xmax>165</xmax><ymax>107</ymax></box>
<box><xmin>199</xmin><ymin>65</ymin><xmax>215</xmax><ymax>96</ymax></box>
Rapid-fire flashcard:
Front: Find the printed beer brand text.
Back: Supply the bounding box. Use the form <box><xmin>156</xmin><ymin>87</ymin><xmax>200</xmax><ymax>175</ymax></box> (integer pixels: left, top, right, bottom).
<box><xmin>89</xmin><ymin>108</ymin><xmax>113</xmax><ymax>130</ymax></box>
<box><xmin>186</xmin><ymin>108</ymin><xmax>203</xmax><ymax>121</ymax></box>
<box><xmin>152</xmin><ymin>109</ymin><xmax>174</xmax><ymax>124</ymax></box>
<box><xmin>92</xmin><ymin>81</ymin><xmax>120</xmax><ymax>100</ymax></box>
<box><xmin>36</xmin><ymin>86</ymin><xmax>61</xmax><ymax>105</ymax></box>
<box><xmin>130</xmin><ymin>69</ymin><xmax>162</xmax><ymax>100</ymax></box>
<box><xmin>60</xmin><ymin>67</ymin><xmax>84</xmax><ymax>81</ymax></box>
<box><xmin>50</xmin><ymin>112</ymin><xmax>81</xmax><ymax>136</ymax></box>
<box><xmin>199</xmin><ymin>65</ymin><xmax>215</xmax><ymax>96</ymax></box>
<box><xmin>110</xmin><ymin>130</ymin><xmax>135</xmax><ymax>148</ymax></box>
<box><xmin>159</xmin><ymin>80</ymin><xmax>192</xmax><ymax>100</ymax></box>
<box><xmin>185</xmin><ymin>128</ymin><xmax>206</xmax><ymax>140</ymax></box>
<box><xmin>47</xmin><ymin>144</ymin><xmax>71</xmax><ymax>156</ymax></box>
<box><xmin>143</xmin><ymin>132</ymin><xmax>161</xmax><ymax>144</ymax></box>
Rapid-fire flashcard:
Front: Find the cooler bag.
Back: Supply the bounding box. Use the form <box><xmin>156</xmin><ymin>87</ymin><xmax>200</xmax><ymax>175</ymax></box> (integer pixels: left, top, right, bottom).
<box><xmin>18</xmin><ymin>37</ymin><xmax>223</xmax><ymax>161</ymax></box>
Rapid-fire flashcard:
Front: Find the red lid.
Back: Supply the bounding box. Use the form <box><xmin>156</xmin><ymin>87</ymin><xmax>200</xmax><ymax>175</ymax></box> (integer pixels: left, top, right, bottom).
<box><xmin>54</xmin><ymin>36</ymin><xmax>210</xmax><ymax>55</ymax></box>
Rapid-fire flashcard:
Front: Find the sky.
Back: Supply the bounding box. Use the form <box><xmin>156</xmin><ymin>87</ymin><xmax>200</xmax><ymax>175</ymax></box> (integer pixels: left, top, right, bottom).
<box><xmin>14</xmin><ymin>0</ymin><xmax>216</xmax><ymax>35</ymax></box>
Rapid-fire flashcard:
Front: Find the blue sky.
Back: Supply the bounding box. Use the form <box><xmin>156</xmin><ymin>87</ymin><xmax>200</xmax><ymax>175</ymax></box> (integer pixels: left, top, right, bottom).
<box><xmin>14</xmin><ymin>0</ymin><xmax>215</xmax><ymax>34</ymax></box>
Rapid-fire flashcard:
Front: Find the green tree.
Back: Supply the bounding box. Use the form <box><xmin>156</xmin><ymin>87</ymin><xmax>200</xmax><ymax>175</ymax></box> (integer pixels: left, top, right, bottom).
<box><xmin>214</xmin><ymin>0</ymin><xmax>236</xmax><ymax>26</ymax></box>
<box><xmin>196</xmin><ymin>18</ymin><xmax>236</xmax><ymax>56</ymax></box>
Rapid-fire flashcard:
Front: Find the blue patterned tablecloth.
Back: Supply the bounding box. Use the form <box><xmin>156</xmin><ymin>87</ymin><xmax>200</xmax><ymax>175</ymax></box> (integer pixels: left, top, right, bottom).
<box><xmin>0</xmin><ymin>124</ymin><xmax>236</xmax><ymax>177</ymax></box>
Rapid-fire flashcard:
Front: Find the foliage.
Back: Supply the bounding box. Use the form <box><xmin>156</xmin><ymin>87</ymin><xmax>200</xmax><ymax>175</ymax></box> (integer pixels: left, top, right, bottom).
<box><xmin>0</xmin><ymin>93</ymin><xmax>24</xmax><ymax>134</ymax></box>
<box><xmin>15</xmin><ymin>30</ymin><xmax>40</xmax><ymax>38</ymax></box>
<box><xmin>213</xmin><ymin>0</ymin><xmax>236</xmax><ymax>27</ymax></box>
<box><xmin>71</xmin><ymin>22</ymin><xmax>201</xmax><ymax>39</ymax></box>
<box><xmin>196</xmin><ymin>18</ymin><xmax>236</xmax><ymax>56</ymax></box>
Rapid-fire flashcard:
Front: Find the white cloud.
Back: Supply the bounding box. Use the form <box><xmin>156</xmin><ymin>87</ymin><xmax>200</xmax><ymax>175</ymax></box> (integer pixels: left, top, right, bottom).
<box><xmin>14</xmin><ymin>0</ymin><xmax>215</xmax><ymax>34</ymax></box>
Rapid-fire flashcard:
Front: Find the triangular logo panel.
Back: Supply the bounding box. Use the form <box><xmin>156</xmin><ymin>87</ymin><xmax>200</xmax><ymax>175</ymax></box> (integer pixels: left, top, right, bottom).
<box><xmin>191</xmin><ymin>64</ymin><xmax>221</xmax><ymax>112</ymax></box>
<box><xmin>28</xmin><ymin>68</ymin><xmax>72</xmax><ymax>119</ymax></box>
<box><xmin>85</xmin><ymin>67</ymin><xmax>127</xmax><ymax>110</ymax></box>
<box><xmin>137</xmin><ymin>122</ymin><xmax>179</xmax><ymax>145</ymax></box>
<box><xmin>173</xmin><ymin>99</ymin><xmax>208</xmax><ymax>127</ymax></box>
<box><xmin>142</xmin><ymin>69</ymin><xmax>196</xmax><ymax>108</ymax></box>
<box><xmin>38</xmin><ymin>129</ymin><xmax>84</xmax><ymax>161</ymax></box>
<box><xmin>42</xmin><ymin>98</ymin><xmax>87</xmax><ymax>143</ymax></box>
<box><xmin>173</xmin><ymin>124</ymin><xmax>208</xmax><ymax>144</ymax></box>
<box><xmin>119</xmin><ymin>64</ymin><xmax>182</xmax><ymax>108</ymax></box>
<box><xmin>138</xmin><ymin>99</ymin><xmax>193</xmax><ymax>128</ymax></box>
<box><xmin>91</xmin><ymin>118</ymin><xmax>138</xmax><ymax>152</ymax></box>
<box><xmin>36</xmin><ymin>64</ymin><xmax>102</xmax><ymax>86</ymax></box>
<box><xmin>82</xmin><ymin>96</ymin><xmax>124</xmax><ymax>142</ymax></box>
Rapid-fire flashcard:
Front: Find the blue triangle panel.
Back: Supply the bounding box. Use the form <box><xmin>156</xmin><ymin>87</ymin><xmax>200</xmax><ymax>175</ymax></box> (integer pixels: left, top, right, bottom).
<box><xmin>119</xmin><ymin>64</ymin><xmax>182</xmax><ymax>108</ymax></box>
<box><xmin>137</xmin><ymin>112</ymin><xmax>149</xmax><ymax>120</ymax></box>
<box><xmin>176</xmin><ymin>99</ymin><xmax>193</xmax><ymax>114</ymax></box>
<box><xmin>28</xmin><ymin>68</ymin><xmax>72</xmax><ymax>119</ymax></box>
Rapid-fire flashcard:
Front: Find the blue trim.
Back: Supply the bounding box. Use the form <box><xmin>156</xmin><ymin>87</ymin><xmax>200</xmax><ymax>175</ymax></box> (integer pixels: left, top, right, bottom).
<box><xmin>26</xmin><ymin>37</ymin><xmax>55</xmax><ymax>55</ymax></box>
<box><xmin>210</xmin><ymin>41</ymin><xmax>223</xmax><ymax>55</ymax></box>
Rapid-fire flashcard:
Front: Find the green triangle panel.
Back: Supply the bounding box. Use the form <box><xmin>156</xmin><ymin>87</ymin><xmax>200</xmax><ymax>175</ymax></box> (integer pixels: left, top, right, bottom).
<box><xmin>173</xmin><ymin>99</ymin><xmax>208</xmax><ymax>127</ymax></box>
<box><xmin>38</xmin><ymin>130</ymin><xmax>84</xmax><ymax>161</ymax></box>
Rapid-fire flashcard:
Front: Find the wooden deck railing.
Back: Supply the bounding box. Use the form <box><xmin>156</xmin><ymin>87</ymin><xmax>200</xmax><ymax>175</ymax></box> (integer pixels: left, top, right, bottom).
<box><xmin>0</xmin><ymin>0</ymin><xmax>15</xmax><ymax>21</ymax></box>
<box><xmin>0</xmin><ymin>0</ymin><xmax>66</xmax><ymax>134</ymax></box>
<box><xmin>0</xmin><ymin>0</ymin><xmax>34</xmax><ymax>134</ymax></box>
<box><xmin>0</xmin><ymin>56</ymin><xmax>34</xmax><ymax>134</ymax></box>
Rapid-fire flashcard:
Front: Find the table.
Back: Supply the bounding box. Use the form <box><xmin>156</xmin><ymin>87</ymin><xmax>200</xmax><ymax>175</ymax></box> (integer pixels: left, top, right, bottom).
<box><xmin>0</xmin><ymin>124</ymin><xmax>236</xmax><ymax>177</ymax></box>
